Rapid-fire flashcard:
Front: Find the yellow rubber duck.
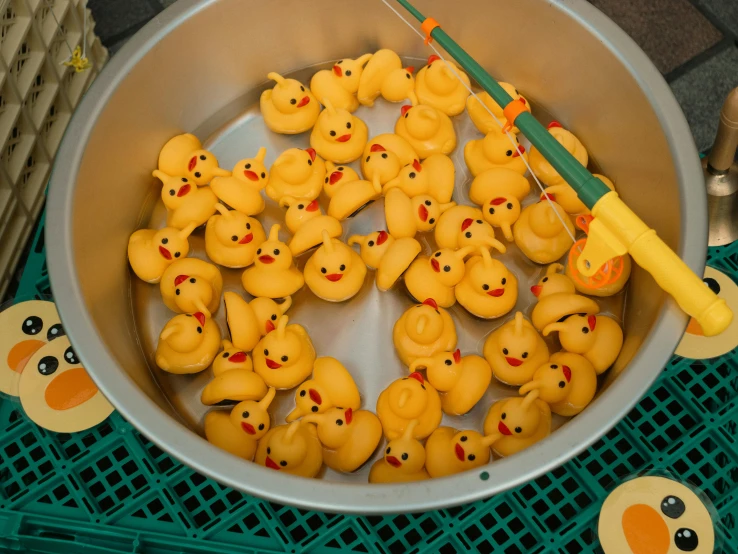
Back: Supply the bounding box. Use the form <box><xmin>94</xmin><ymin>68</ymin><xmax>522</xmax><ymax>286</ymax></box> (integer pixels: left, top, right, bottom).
<box><xmin>469</xmin><ymin>167</ymin><xmax>531</xmax><ymax>241</ymax></box>
<box><xmin>467</xmin><ymin>83</ymin><xmax>531</xmax><ymax>134</ymax></box>
<box><xmin>519</xmin><ymin>352</ymin><xmax>597</xmax><ymax>417</ymax></box>
<box><xmin>310</xmin><ymin>53</ymin><xmax>373</xmax><ymax>112</ymax></box>
<box><xmin>384</xmin><ymin>188</ymin><xmax>455</xmax><ymax>239</ymax></box>
<box><xmin>128</xmin><ymin>224</ymin><xmax>196</xmax><ymax>284</ymax></box>
<box><xmin>543</xmin><ymin>313</ymin><xmax>624</xmax><ymax>375</ymax></box>
<box><xmin>155</xmin><ymin>312</ymin><xmax>221</xmax><ymax>374</ymax></box>
<box><xmin>455</xmin><ymin>247</ymin><xmax>518</xmax><ymax>319</ymax></box>
<box><xmin>286</xmin><ymin>356</ymin><xmax>361</xmax><ymax>422</ymax></box>
<box><xmin>358</xmin><ymin>49</ymin><xmax>418</xmax><ymax>107</ymax></box>
<box><xmin>529</xmin><ymin>121</ymin><xmax>588</xmax><ymax>186</ymax></box>
<box><xmin>201</xmin><ymin>339</ymin><xmax>268</xmax><ymax>406</ymax></box>
<box><xmin>309</xmin><ymin>99</ymin><xmax>368</xmax><ymax>163</ymax></box>
<box><xmin>433</xmin><ymin>205</ymin><xmax>484</xmax><ymax>250</ymax></box>
<box><xmin>323</xmin><ymin>161</ymin><xmax>359</xmax><ymax>198</ymax></box>
<box><xmin>414</xmin><ymin>55</ymin><xmax>471</xmax><ymax>116</ymax></box>
<box><xmin>204</xmin><ymin>387</ymin><xmax>275</xmax><ymax>460</ymax></box>
<box><xmin>368</xmin><ymin>419</ymin><xmax>430</xmax><ymax>483</ymax></box>
<box><xmin>266</xmin><ymin>148</ymin><xmax>326</xmax><ymax>202</ymax></box>
<box><xmin>253</xmin><ymin>315</ymin><xmax>316</xmax><ymax>389</ymax></box>
<box><xmin>483</xmin><ymin>391</ymin><xmax>552</xmax><ymax>457</ymax></box>
<box><xmin>304</xmin><ymin>231</ymin><xmax>367</xmax><ymax>302</ymax></box>
<box><xmin>464</xmin><ymin>126</ymin><xmax>528</xmax><ymax>177</ymax></box>
<box><xmin>204</xmin><ymin>204</ymin><xmax>266</xmax><ymax>268</ymax></box>
<box><xmin>395</xmin><ymin>103</ymin><xmax>456</xmax><ymax>159</ymax></box>
<box><xmin>302</xmin><ymin>407</ymin><xmax>382</xmax><ymax>473</ymax></box>
<box><xmin>403</xmin><ymin>246</ymin><xmax>476</xmax><ymax>308</ymax></box>
<box><xmin>153</xmin><ymin>170</ymin><xmax>217</xmax><ymax>230</ymax></box>
<box><xmin>254</xmin><ymin>421</ymin><xmax>323</xmax><ymax>477</ymax></box>
<box><xmin>241</xmin><ymin>225</ymin><xmax>305</xmax><ymax>298</ymax></box>
<box><xmin>456</xmin><ymin>217</ymin><xmax>508</xmax><ymax>252</ymax></box>
<box><xmin>160</xmin><ymin>258</ymin><xmax>223</xmax><ymax>318</ymax></box>
<box><xmin>382</xmin><ymin>154</ymin><xmax>455</xmax><ymax>204</ymax></box>
<box><xmin>376</xmin><ymin>372</ymin><xmax>442</xmax><ymax>440</ymax></box>
<box><xmin>483</xmin><ymin>312</ymin><xmax>550</xmax><ymax>386</ymax></box>
<box><xmin>327</xmin><ymin>174</ymin><xmax>382</xmax><ymax>221</ymax></box>
<box><xmin>529</xmin><ymin>263</ymin><xmax>599</xmax><ymax>331</ymax></box>
<box><xmin>393</xmin><ymin>298</ymin><xmax>457</xmax><ymax>366</ymax></box>
<box><xmin>425</xmin><ymin>427</ymin><xmax>496</xmax><ymax>478</ymax></box>
<box><xmin>347</xmin><ymin>232</ymin><xmax>421</xmax><ymax>291</ymax></box>
<box><xmin>546</xmin><ymin>174</ymin><xmax>614</xmax><ymax>215</ymax></box>
<box><xmin>279</xmin><ymin>196</ymin><xmax>342</xmax><ymax>256</ymax></box>
<box><xmin>410</xmin><ymin>349</ymin><xmax>492</xmax><ymax>416</ymax></box>
<box><xmin>157</xmin><ymin>133</ymin><xmax>231</xmax><ymax>186</ymax></box>
<box><xmin>260</xmin><ymin>73</ymin><xmax>320</xmax><ymax>134</ymax></box>
<box><xmin>210</xmin><ymin>147</ymin><xmax>269</xmax><ymax>216</ymax></box>
<box><xmin>513</xmin><ymin>194</ymin><xmax>575</xmax><ymax>264</ymax></box>
<box><xmin>361</xmin><ymin>133</ymin><xmax>419</xmax><ymax>186</ymax></box>
<box><xmin>223</xmin><ymin>292</ymin><xmax>292</xmax><ymax>353</ymax></box>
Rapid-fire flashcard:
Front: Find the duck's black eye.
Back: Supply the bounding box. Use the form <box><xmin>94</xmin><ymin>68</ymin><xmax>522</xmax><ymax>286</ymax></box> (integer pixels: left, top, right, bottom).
<box><xmin>661</xmin><ymin>496</ymin><xmax>686</xmax><ymax>519</ymax></box>
<box><xmin>194</xmin><ymin>172</ymin><xmax>201</xmax><ymax>178</ymax></box>
<box><xmin>299</xmin><ymin>390</ymin><xmax>306</xmax><ymax>397</ymax></box>
<box><xmin>340</xmin><ymin>264</ymin><xmax>346</xmax><ymax>271</ymax></box>
<box><xmin>501</xmin><ymin>278</ymin><xmax>507</xmax><ymax>285</ymax></box>
<box><xmin>258</xmin><ymin>423</ymin><xmax>264</xmax><ymax>430</ymax></box>
<box><xmin>338</xmin><ymin>167</ymin><xmax>344</xmax><ymax>170</ymax></box>
<box><xmin>197</xmin><ymin>327</ymin><xmax>202</xmax><ymax>333</ymax></box>
<box><xmin>37</xmin><ymin>356</ymin><xmax>58</xmax><ymax>376</ymax></box>
<box><xmin>429</xmin><ymin>218</ymin><xmax>435</xmax><ymax>224</ymax></box>
<box><xmin>330</xmin><ymin>130</ymin><xmax>336</xmax><ymax>137</ymax></box>
<box><xmin>266</xmin><ymin>447</ymin><xmax>271</xmax><ymax>454</ymax></box>
<box><xmin>64</xmin><ymin>347</ymin><xmax>79</xmax><ymax>365</ymax></box>
<box><xmin>445</xmin><ymin>359</ymin><xmax>452</xmax><ymax>366</ymax></box>
<box><xmin>161</xmin><ymin>238</ymin><xmax>169</xmax><ymax>244</ymax></box>
<box><xmin>346</xmin><ymin>122</ymin><xmax>351</xmax><ymax>129</ymax></box>
<box><xmin>409</xmin><ymin>172</ymin><xmax>416</xmax><ymax>179</ymax></box>
<box><xmin>300</xmin><ymin>86</ymin><xmax>305</xmax><ymax>91</ymax></box>
<box><xmin>245</xmin><ymin>163</ymin><xmax>251</xmax><ymax>169</ymax></box>
<box><xmin>181</xmin><ymin>178</ymin><xmax>187</xmax><ymax>182</ymax></box>
<box><xmin>468</xmin><ymin>454</ymin><xmax>476</xmax><ymax>461</ymax></box>
<box><xmin>424</xmin><ymin>200</ymin><xmax>431</xmax><ymax>206</ymax></box>
<box><xmin>290</xmin><ymin>98</ymin><xmax>297</xmax><ymax>105</ymax></box>
<box><xmin>506</xmin><ymin>150</ymin><xmax>513</xmax><ymax>156</ymax></box>
<box><xmin>325</xmin><ymin>177</ymin><xmax>329</xmax><ymax>183</ymax></box>
<box><xmin>174</xmin><ymin>252</ymin><xmax>181</xmax><ymax>258</ymax></box>
<box><xmin>502</xmin><ymin>348</ymin><xmax>508</xmax><ymax>355</ymax></box>
<box><xmin>169</xmin><ymin>189</ymin><xmax>175</xmax><ymax>196</ymax></box>
<box><xmin>335</xmin><ymin>419</ymin><xmax>343</xmax><ymax>426</ymax></box>
<box><xmin>366</xmin><ymin>156</ymin><xmax>371</xmax><ymax>162</ymax></box>
<box><xmin>542</xmin><ymin>277</ymin><xmax>548</xmax><ymax>282</ymax></box>
<box><xmin>401</xmin><ymin>453</ymin><xmax>408</xmax><ymax>460</ymax></box>
<box><xmin>273</xmin><ymin>249</ymin><xmax>280</xmax><ymax>255</ymax></box>
<box><xmin>311</xmin><ymin>406</ymin><xmax>318</xmax><ymax>412</ymax></box>
<box><xmin>386</xmin><ymin>447</ymin><xmax>391</xmax><ymax>454</ymax></box>
<box><xmin>522</xmin><ymin>352</ymin><xmax>528</xmax><ymax>358</ymax></box>
<box><xmin>465</xmin><ymin>232</ymin><xmax>472</xmax><ymax>238</ymax></box>
<box><xmin>190</xmin><ymin>278</ymin><xmax>196</xmax><ymax>283</ymax></box>
<box><xmin>280</xmin><ymin>461</ymin><xmax>287</xmax><ymax>467</ymax></box>
<box><xmin>488</xmin><ymin>207</ymin><xmax>495</xmax><ymax>215</ymax></box>
<box><xmin>674</xmin><ymin>529</ymin><xmax>698</xmax><ymax>551</ymax></box>
<box><xmin>199</xmin><ymin>155</ymin><xmax>206</xmax><ymax>161</ymax></box>
<box><xmin>381</xmin><ymin>153</ymin><xmax>388</xmax><ymax>159</ymax></box>
<box><xmin>223</xmin><ymin>352</ymin><xmax>229</xmax><ymax>358</ymax></box>
<box><xmin>321</xmin><ymin>267</ymin><xmax>327</xmax><ymax>274</ymax></box>
<box><xmin>263</xmin><ymin>349</ymin><xmax>269</xmax><ymax>356</ymax></box>
<box><xmin>271</xmin><ymin>314</ymin><xmax>277</xmax><ymax>321</ymax></box>
<box><xmin>257</xmin><ymin>249</ymin><xmax>262</xmax><ymax>255</ymax></box>
<box><xmin>242</xmin><ymin>411</ymin><xmax>250</xmax><ymax>418</ymax></box>
<box><xmin>460</xmin><ymin>436</ymin><xmax>467</xmax><ymax>442</ymax></box>
<box><xmin>582</xmin><ymin>327</ymin><xmax>589</xmax><ymax>334</ymax></box>
<box><xmin>515</xmin><ymin>427</ymin><xmax>522</xmax><ymax>433</ymax></box>
<box><xmin>261</xmin><ymin>172</ymin><xmax>266</xmax><ymax>178</ymax></box>
<box><xmin>501</xmin><ymin>413</ymin><xmax>506</xmax><ymax>420</ymax></box>
<box><xmin>175</xmin><ymin>289</ymin><xmax>180</xmax><ymax>295</ymax></box>
<box><xmin>307</xmin><ymin>159</ymin><xmax>312</xmax><ymax>166</ymax></box>
<box><xmin>367</xmin><ymin>240</ymin><xmax>374</xmax><ymax>247</ymax></box>
<box><xmin>507</xmin><ymin>203</ymin><xmax>513</xmax><ymax>209</ymax></box>
<box><xmin>703</xmin><ymin>277</ymin><xmax>720</xmax><ymax>294</ymax></box>
<box><xmin>482</xmin><ymin>284</ymin><xmax>489</xmax><ymax>290</ymax></box>
<box><xmin>551</xmin><ymin>364</ymin><xmax>558</xmax><ymax>369</ymax></box>
<box><xmin>297</xmin><ymin>204</ymin><xmax>304</xmax><ymax>209</ymax></box>
<box><xmin>281</xmin><ymin>355</ymin><xmax>288</xmax><ymax>362</ymax></box>
<box><xmin>231</xmin><ymin>235</ymin><xmax>238</xmax><ymax>242</ymax></box>
<box><xmin>345</xmin><ymin>70</ymin><xmax>352</xmax><ymax>76</ymax></box>
<box><xmin>22</xmin><ymin>316</ymin><xmax>43</xmax><ymax>336</ymax></box>
<box><xmin>47</xmin><ymin>323</ymin><xmax>64</xmax><ymax>341</ymax></box>
<box><xmin>434</xmin><ymin>251</ymin><xmax>441</xmax><ymax>257</ymax></box>
<box><xmin>406</xmin><ymin>73</ymin><xmax>411</xmax><ymax>79</ymax></box>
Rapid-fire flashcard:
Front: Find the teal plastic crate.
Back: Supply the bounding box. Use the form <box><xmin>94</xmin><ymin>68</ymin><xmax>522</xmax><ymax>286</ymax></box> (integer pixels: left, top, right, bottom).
<box><xmin>1</xmin><ymin>214</ymin><xmax>737</xmax><ymax>554</ymax></box>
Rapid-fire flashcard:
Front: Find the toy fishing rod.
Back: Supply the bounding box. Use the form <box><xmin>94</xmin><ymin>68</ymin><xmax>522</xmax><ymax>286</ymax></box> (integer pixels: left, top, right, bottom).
<box><xmin>391</xmin><ymin>0</ymin><xmax>732</xmax><ymax>336</ymax></box>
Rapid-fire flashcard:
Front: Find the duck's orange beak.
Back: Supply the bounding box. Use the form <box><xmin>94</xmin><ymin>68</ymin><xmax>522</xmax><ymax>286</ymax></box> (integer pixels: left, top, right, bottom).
<box><xmin>685</xmin><ymin>317</ymin><xmax>704</xmax><ymax>336</ymax></box>
<box><xmin>7</xmin><ymin>340</ymin><xmax>45</xmax><ymax>373</ymax></box>
<box><xmin>332</xmin><ymin>65</ymin><xmax>342</xmax><ymax>76</ymax></box>
<box><xmin>45</xmin><ymin>368</ymin><xmax>98</xmax><ymax>410</ymax></box>
<box><xmin>511</xmin><ymin>145</ymin><xmax>525</xmax><ymax>158</ymax></box>
<box><xmin>297</xmin><ymin>96</ymin><xmax>310</xmax><ymax>108</ymax></box>
<box><xmin>621</xmin><ymin>504</ymin><xmax>670</xmax><ymax>554</ymax></box>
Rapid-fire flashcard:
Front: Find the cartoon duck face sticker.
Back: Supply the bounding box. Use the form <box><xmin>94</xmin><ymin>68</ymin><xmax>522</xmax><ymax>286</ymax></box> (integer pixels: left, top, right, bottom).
<box><xmin>598</xmin><ymin>476</ymin><xmax>715</xmax><ymax>554</ymax></box>
<box><xmin>19</xmin><ymin>336</ymin><xmax>113</xmax><ymax>432</ymax></box>
<box><xmin>0</xmin><ymin>301</ymin><xmax>63</xmax><ymax>396</ymax></box>
<box><xmin>676</xmin><ymin>266</ymin><xmax>738</xmax><ymax>360</ymax></box>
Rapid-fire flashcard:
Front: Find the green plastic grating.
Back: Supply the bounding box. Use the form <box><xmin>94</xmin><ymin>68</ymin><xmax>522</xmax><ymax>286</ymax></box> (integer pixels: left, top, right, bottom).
<box><xmin>0</xmin><ymin>213</ymin><xmax>736</xmax><ymax>554</ymax></box>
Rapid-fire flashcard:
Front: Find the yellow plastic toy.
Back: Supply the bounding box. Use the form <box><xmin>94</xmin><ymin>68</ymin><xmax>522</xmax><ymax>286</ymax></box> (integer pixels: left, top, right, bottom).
<box><xmin>252</xmin><ymin>315</ymin><xmax>316</xmax><ymax>389</ymax></box>
<box><xmin>483</xmin><ymin>312</ymin><xmax>550</xmax><ymax>386</ymax></box>
<box><xmin>347</xmin><ymin>232</ymin><xmax>421</xmax><ymax>291</ymax></box>
<box><xmin>210</xmin><ymin>148</ymin><xmax>269</xmax><ymax>216</ymax></box>
<box><xmin>528</xmin><ymin>121</ymin><xmax>588</xmax><ymax>187</ymax></box>
<box><xmin>547</xmin><ymin>174</ymin><xmax>614</xmax><ymax>216</ymax></box>
<box><xmin>382</xmin><ymin>154</ymin><xmax>455</xmax><ymax>204</ymax></box>
<box><xmin>395</xmin><ymin>103</ymin><xmax>456</xmax><ymax>159</ymax></box>
<box><xmin>223</xmin><ymin>292</ymin><xmax>292</xmax><ymax>353</ymax></box>
<box><xmin>260</xmin><ymin>73</ymin><xmax>320</xmax><ymax>134</ymax></box>
<box><xmin>204</xmin><ymin>204</ymin><xmax>266</xmax><ymax>268</ymax></box>
<box><xmin>204</xmin><ymin>388</ymin><xmax>275</xmax><ymax>460</ymax></box>
<box><xmin>433</xmin><ymin>205</ymin><xmax>484</xmax><ymax>250</ymax></box>
<box><xmin>160</xmin><ymin>258</ymin><xmax>223</xmax><ymax>318</ymax></box>
<box><xmin>393</xmin><ymin>298</ymin><xmax>458</xmax><ymax>366</ymax></box>
<box><xmin>519</xmin><ymin>352</ymin><xmax>597</xmax><ymax>417</ymax></box>
<box><xmin>157</xmin><ymin>133</ymin><xmax>231</xmax><ymax>186</ymax></box>
<box><xmin>529</xmin><ymin>264</ymin><xmax>600</xmax><ymax>331</ymax></box>
<box><xmin>424</xmin><ymin>427</ymin><xmax>495</xmax><ymax>478</ymax></box>
<box><xmin>310</xmin><ymin>54</ymin><xmax>373</xmax><ymax>112</ymax></box>
<box><xmin>361</xmin><ymin>133</ymin><xmax>419</xmax><ymax>185</ymax></box>
<box><xmin>376</xmin><ymin>372</ymin><xmax>442</xmax><ymax>440</ymax></box>
<box><xmin>327</xmin><ymin>174</ymin><xmax>383</xmax><ymax>221</ymax></box>
<box><xmin>543</xmin><ymin>313</ymin><xmax>624</xmax><ymax>375</ymax></box>
<box><xmin>410</xmin><ymin>349</ymin><xmax>492</xmax><ymax>416</ymax></box>
<box><xmin>241</xmin><ymin>225</ymin><xmax>305</xmax><ymax>298</ymax></box>
<box><xmin>323</xmin><ymin>161</ymin><xmax>359</xmax><ymax>198</ymax></box>
<box><xmin>254</xmin><ymin>421</ymin><xmax>323</xmax><ymax>477</ymax></box>
<box><xmin>467</xmin><ymin>83</ymin><xmax>531</xmax><ymax>135</ymax></box>
<box><xmin>153</xmin><ymin>170</ymin><xmax>217</xmax><ymax>230</ymax></box>
<box><xmin>368</xmin><ymin>419</ymin><xmax>430</xmax><ymax>483</ymax></box>
<box><xmin>513</xmin><ymin>194</ymin><xmax>575</xmax><ymax>264</ymax></box>
<box><xmin>384</xmin><ymin>188</ymin><xmax>455</xmax><ymax>239</ymax></box>
<box><xmin>155</xmin><ymin>312</ymin><xmax>221</xmax><ymax>374</ymax></box>
<box><xmin>464</xmin><ymin>126</ymin><xmax>528</xmax><ymax>177</ymax></box>
<box><xmin>469</xmin><ymin>167</ymin><xmax>531</xmax><ymax>241</ymax></box>
<box><xmin>483</xmin><ymin>391</ymin><xmax>552</xmax><ymax>457</ymax></box>
<box><xmin>266</xmin><ymin>148</ymin><xmax>326</xmax><ymax>202</ymax></box>
<box><xmin>279</xmin><ymin>196</ymin><xmax>343</xmax><ymax>256</ymax></box>
<box><xmin>304</xmin><ymin>231</ymin><xmax>367</xmax><ymax>302</ymax></box>
<box><xmin>358</xmin><ymin>49</ymin><xmax>418</xmax><ymax>107</ymax></box>
<box><xmin>286</xmin><ymin>356</ymin><xmax>361</xmax><ymax>422</ymax></box>
<box><xmin>455</xmin><ymin>247</ymin><xmax>518</xmax><ymax>319</ymax></box>
<box><xmin>403</xmin><ymin>246</ymin><xmax>475</xmax><ymax>308</ymax></box>
<box><xmin>456</xmin><ymin>217</ymin><xmax>508</xmax><ymax>252</ymax></box>
<box><xmin>302</xmin><ymin>407</ymin><xmax>382</xmax><ymax>473</ymax></box>
<box><xmin>414</xmin><ymin>55</ymin><xmax>471</xmax><ymax>116</ymax></box>
<box><xmin>309</xmin><ymin>99</ymin><xmax>368</xmax><ymax>163</ymax></box>
<box><xmin>127</xmin><ymin>224</ymin><xmax>196</xmax><ymax>284</ymax></box>
<box><xmin>201</xmin><ymin>339</ymin><xmax>268</xmax><ymax>406</ymax></box>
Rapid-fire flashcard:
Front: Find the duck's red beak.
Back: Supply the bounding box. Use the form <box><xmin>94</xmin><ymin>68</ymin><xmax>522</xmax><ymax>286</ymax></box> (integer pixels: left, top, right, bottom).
<box><xmin>159</xmin><ymin>246</ymin><xmax>172</xmax><ymax>260</ymax></box>
<box><xmin>174</xmin><ymin>274</ymin><xmax>189</xmax><ymax>286</ymax></box>
<box><xmin>531</xmin><ymin>285</ymin><xmax>543</xmax><ymax>297</ymax></box>
<box><xmin>188</xmin><ymin>156</ymin><xmax>197</xmax><ymax>171</ymax></box>
<box><xmin>562</xmin><ymin>365</ymin><xmax>572</xmax><ymax>383</ymax></box>
<box><xmin>241</xmin><ymin>422</ymin><xmax>255</xmax><ymax>435</ymax></box>
<box><xmin>336</xmin><ymin>134</ymin><xmax>352</xmax><ymax>143</ymax></box>
<box><xmin>401</xmin><ymin>105</ymin><xmax>412</xmax><ymax>116</ymax></box>
<box><xmin>406</xmin><ymin>66</ymin><xmax>415</xmax><ymax>74</ymax></box>
<box><xmin>409</xmin><ymin>372</ymin><xmax>424</xmax><ymax>384</ymax></box>
<box><xmin>461</xmin><ymin>218</ymin><xmax>473</xmax><ymax>231</ymax></box>
<box><xmin>332</xmin><ymin>65</ymin><xmax>342</xmax><ymax>76</ymax></box>
<box><xmin>430</xmin><ymin>258</ymin><xmax>440</xmax><ymax>272</ymax></box>
<box><xmin>265</xmin><ymin>358</ymin><xmax>282</xmax><ymax>369</ymax></box>
<box><xmin>329</xmin><ymin>171</ymin><xmax>343</xmax><ymax>184</ymax></box>
<box><xmin>259</xmin><ymin>255</ymin><xmax>275</xmax><ymax>264</ymax></box>
<box><xmin>488</xmin><ymin>288</ymin><xmax>505</xmax><ymax>297</ymax></box>
<box><xmin>265</xmin><ymin>320</ymin><xmax>276</xmax><ymax>333</ymax></box>
<box><xmin>376</xmin><ymin>230</ymin><xmax>389</xmax><ymax>245</ymax></box>
<box><xmin>370</xmin><ymin>144</ymin><xmax>386</xmax><ymax>152</ymax></box>
<box><xmin>306</xmin><ymin>200</ymin><xmax>319</xmax><ymax>212</ymax></box>
<box><xmin>265</xmin><ymin>456</ymin><xmax>280</xmax><ymax>470</ymax></box>
<box><xmin>455</xmin><ymin>443</ymin><xmax>465</xmax><ymax>461</ymax></box>
<box><xmin>427</xmin><ymin>54</ymin><xmax>441</xmax><ymax>65</ymax></box>
<box><xmin>305</xmin><ymin>147</ymin><xmax>316</xmax><ymax>161</ymax></box>
<box><xmin>490</xmin><ymin>197</ymin><xmax>506</xmax><ymax>206</ymax></box>
<box><xmin>418</xmin><ymin>204</ymin><xmax>428</xmax><ymax>222</ymax></box>
<box><xmin>344</xmin><ymin>407</ymin><xmax>353</xmax><ymax>424</ymax></box>
<box><xmin>326</xmin><ymin>274</ymin><xmax>343</xmax><ymax>282</ymax></box>
<box><xmin>453</xmin><ymin>349</ymin><xmax>461</xmax><ymax>364</ymax></box>
<box><xmin>505</xmin><ymin>357</ymin><xmax>522</xmax><ymax>367</ymax></box>
<box><xmin>540</xmin><ymin>193</ymin><xmax>556</xmax><ymax>202</ymax></box>
<box><xmin>194</xmin><ymin>312</ymin><xmax>206</xmax><ymax>326</ymax></box>
<box><xmin>519</xmin><ymin>97</ymin><xmax>526</xmax><ymax>105</ymax></box>
<box><xmin>297</xmin><ymin>96</ymin><xmax>310</xmax><ymax>108</ymax></box>
<box><xmin>177</xmin><ymin>184</ymin><xmax>191</xmax><ymax>197</ymax></box>
<box><xmin>588</xmin><ymin>315</ymin><xmax>597</xmax><ymax>331</ymax></box>
<box><xmin>229</xmin><ymin>351</ymin><xmax>247</xmax><ymax>363</ymax></box>
<box><xmin>244</xmin><ymin>170</ymin><xmax>259</xmax><ymax>181</ymax></box>
<box><xmin>309</xmin><ymin>388</ymin><xmax>322</xmax><ymax>405</ymax></box>
<box><xmin>498</xmin><ymin>421</ymin><xmax>512</xmax><ymax>436</ymax></box>
<box><xmin>547</xmin><ymin>120</ymin><xmax>562</xmax><ymax>130</ymax></box>
<box><xmin>511</xmin><ymin>145</ymin><xmax>525</xmax><ymax>158</ymax></box>
<box><xmin>422</xmin><ymin>298</ymin><xmax>438</xmax><ymax>309</ymax></box>
<box><xmin>386</xmin><ymin>455</ymin><xmax>401</xmax><ymax>468</ymax></box>
<box><xmin>239</xmin><ymin>233</ymin><xmax>253</xmax><ymax>244</ymax></box>
<box><xmin>412</xmin><ymin>159</ymin><xmax>422</xmax><ymax>172</ymax></box>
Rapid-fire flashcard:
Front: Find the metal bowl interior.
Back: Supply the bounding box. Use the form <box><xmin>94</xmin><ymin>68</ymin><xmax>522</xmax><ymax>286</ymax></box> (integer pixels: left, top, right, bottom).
<box><xmin>46</xmin><ymin>0</ymin><xmax>705</xmax><ymax>513</ymax></box>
